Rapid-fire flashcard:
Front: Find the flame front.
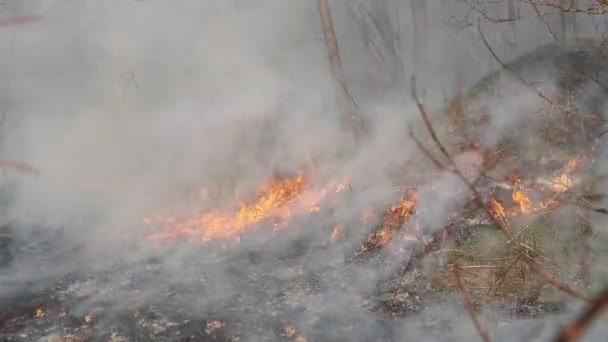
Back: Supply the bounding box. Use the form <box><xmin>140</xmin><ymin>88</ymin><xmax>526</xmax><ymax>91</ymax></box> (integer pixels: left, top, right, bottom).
<box><xmin>500</xmin><ymin>158</ymin><xmax>581</xmax><ymax>217</ymax></box>
<box><xmin>145</xmin><ymin>158</ymin><xmax>580</xmax><ymax>245</ymax></box>
<box><xmin>147</xmin><ymin>173</ymin><xmax>350</xmax><ymax>243</ymax></box>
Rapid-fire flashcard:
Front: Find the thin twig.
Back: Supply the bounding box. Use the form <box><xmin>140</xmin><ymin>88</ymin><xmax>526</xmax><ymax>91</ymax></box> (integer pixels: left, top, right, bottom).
<box><xmin>509</xmin><ymin>209</ymin><xmax>555</xmax><ymax>243</ymax></box>
<box><xmin>453</xmin><ymin>265</ymin><xmax>492</xmax><ymax>342</ymax></box>
<box><xmin>459</xmin><ymin>265</ymin><xmax>498</xmax><ymax>269</ymax></box>
<box><xmin>410</xmin><ymin>77</ymin><xmax>452</xmax><ymax>161</ymax></box>
<box><xmin>527</xmin><ymin>1</ymin><xmax>608</xmax><ymax>15</ymax></box>
<box><xmin>554</xmin><ymin>287</ymin><xmax>608</xmax><ymax>342</ymax></box>
<box><xmin>530</xmin><ymin>2</ymin><xmax>559</xmax><ymax>43</ymax></box>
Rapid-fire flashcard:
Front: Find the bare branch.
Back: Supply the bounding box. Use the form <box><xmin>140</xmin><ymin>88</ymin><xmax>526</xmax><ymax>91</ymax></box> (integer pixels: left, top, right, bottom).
<box><xmin>316</xmin><ymin>0</ymin><xmax>367</xmax><ymax>140</ymax></box>
<box><xmin>410</xmin><ymin>0</ymin><xmax>429</xmax><ymax>67</ymax></box>
<box><xmin>530</xmin><ymin>2</ymin><xmax>559</xmax><ymax>43</ymax></box>
<box><xmin>410</xmin><ymin>77</ymin><xmax>452</xmax><ymax>161</ymax></box>
<box><xmin>554</xmin><ymin>287</ymin><xmax>608</xmax><ymax>342</ymax></box>
<box><xmin>408</xmin><ymin>126</ymin><xmax>450</xmax><ymax>170</ymax></box>
<box><xmin>526</xmin><ymin>0</ymin><xmax>608</xmax><ymax>15</ymax></box>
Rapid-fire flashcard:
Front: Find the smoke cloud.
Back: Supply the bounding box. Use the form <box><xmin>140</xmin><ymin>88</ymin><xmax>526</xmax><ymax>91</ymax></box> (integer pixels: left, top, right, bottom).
<box><xmin>1</xmin><ymin>0</ymin><xmax>608</xmax><ymax>341</ymax></box>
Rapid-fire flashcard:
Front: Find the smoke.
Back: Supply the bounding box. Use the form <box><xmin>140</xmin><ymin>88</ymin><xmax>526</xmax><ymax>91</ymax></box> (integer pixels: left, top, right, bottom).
<box><xmin>1</xmin><ymin>0</ymin><xmax>608</xmax><ymax>341</ymax></box>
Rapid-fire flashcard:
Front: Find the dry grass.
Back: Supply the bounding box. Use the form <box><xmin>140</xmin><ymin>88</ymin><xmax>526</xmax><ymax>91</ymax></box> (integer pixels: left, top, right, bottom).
<box><xmin>435</xmin><ymin>217</ymin><xmax>590</xmax><ymax>305</ymax></box>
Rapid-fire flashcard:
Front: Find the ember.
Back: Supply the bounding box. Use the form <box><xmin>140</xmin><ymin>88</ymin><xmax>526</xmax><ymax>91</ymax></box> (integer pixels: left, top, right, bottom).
<box><xmin>34</xmin><ymin>308</ymin><xmax>44</xmax><ymax>319</ymax></box>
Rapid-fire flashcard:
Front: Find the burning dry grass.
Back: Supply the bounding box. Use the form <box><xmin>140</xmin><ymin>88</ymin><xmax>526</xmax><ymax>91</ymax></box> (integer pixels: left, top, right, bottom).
<box><xmin>145</xmin><ymin>172</ymin><xmax>351</xmax><ymax>243</ymax></box>
<box><xmin>360</xmin><ymin>190</ymin><xmax>418</xmax><ymax>250</ymax></box>
<box><xmin>431</xmin><ymin>149</ymin><xmax>593</xmax><ymax>307</ymax></box>
<box><xmin>141</xmin><ymin>117</ymin><xmax>592</xmax><ymax>295</ymax></box>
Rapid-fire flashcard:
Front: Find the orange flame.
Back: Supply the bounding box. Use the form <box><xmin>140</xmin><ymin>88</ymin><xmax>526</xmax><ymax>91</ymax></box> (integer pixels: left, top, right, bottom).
<box><xmin>512</xmin><ymin>190</ymin><xmax>532</xmax><ymax>214</ymax></box>
<box><xmin>147</xmin><ymin>173</ymin><xmax>350</xmax><ymax>243</ymax></box>
<box><xmin>506</xmin><ymin>158</ymin><xmax>580</xmax><ymax>216</ymax></box>
<box><xmin>367</xmin><ymin>191</ymin><xmax>418</xmax><ymax>247</ymax></box>
<box><xmin>35</xmin><ymin>308</ymin><xmax>44</xmax><ymax>319</ymax></box>
<box><xmin>491</xmin><ymin>200</ymin><xmax>506</xmax><ymax>219</ymax></box>
<box><xmin>551</xmin><ymin>173</ymin><xmax>573</xmax><ymax>193</ymax></box>
<box><xmin>551</xmin><ymin>159</ymin><xmax>578</xmax><ymax>193</ymax></box>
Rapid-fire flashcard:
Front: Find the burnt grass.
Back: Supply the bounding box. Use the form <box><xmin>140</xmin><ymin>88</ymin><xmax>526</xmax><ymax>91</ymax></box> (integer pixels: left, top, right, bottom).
<box><xmin>0</xmin><ymin>223</ymin><xmax>405</xmax><ymax>341</ymax></box>
<box><xmin>0</xmin><ymin>197</ymin><xmax>575</xmax><ymax>342</ymax></box>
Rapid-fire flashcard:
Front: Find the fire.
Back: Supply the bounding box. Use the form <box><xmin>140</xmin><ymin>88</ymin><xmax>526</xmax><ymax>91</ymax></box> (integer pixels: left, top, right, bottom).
<box><xmin>550</xmin><ymin>158</ymin><xmax>579</xmax><ymax>193</ymax></box>
<box><xmin>35</xmin><ymin>308</ymin><xmax>44</xmax><ymax>319</ymax></box>
<box><xmin>491</xmin><ymin>200</ymin><xmax>506</xmax><ymax>219</ymax></box>
<box><xmin>147</xmin><ymin>172</ymin><xmax>350</xmax><ymax>243</ymax></box>
<box><xmin>512</xmin><ymin>190</ymin><xmax>532</xmax><ymax>214</ymax></box>
<box><xmin>551</xmin><ymin>173</ymin><xmax>573</xmax><ymax>193</ymax></box>
<box><xmin>205</xmin><ymin>320</ymin><xmax>224</xmax><ymax>334</ymax></box>
<box><xmin>501</xmin><ymin>158</ymin><xmax>582</xmax><ymax>217</ymax></box>
<box><xmin>367</xmin><ymin>191</ymin><xmax>418</xmax><ymax>247</ymax></box>
<box><xmin>145</xmin><ymin>157</ymin><xmax>581</xmax><ymax>245</ymax></box>
<box><xmin>508</xmin><ymin>186</ymin><xmax>555</xmax><ymax>216</ymax></box>
<box><xmin>85</xmin><ymin>315</ymin><xmax>95</xmax><ymax>325</ymax></box>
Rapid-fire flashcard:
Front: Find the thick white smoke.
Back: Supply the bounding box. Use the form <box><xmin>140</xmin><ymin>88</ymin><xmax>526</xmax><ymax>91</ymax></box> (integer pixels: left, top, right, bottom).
<box><xmin>0</xmin><ymin>1</ymin><xmax>607</xmax><ymax>341</ymax></box>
